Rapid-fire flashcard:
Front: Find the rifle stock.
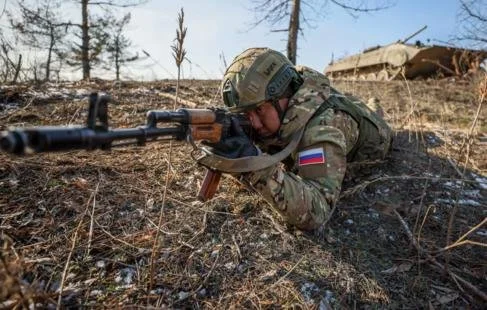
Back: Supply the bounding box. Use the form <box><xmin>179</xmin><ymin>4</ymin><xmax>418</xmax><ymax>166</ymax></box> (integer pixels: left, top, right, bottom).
<box><xmin>1</xmin><ymin>92</ymin><xmax>250</xmax><ymax>201</ymax></box>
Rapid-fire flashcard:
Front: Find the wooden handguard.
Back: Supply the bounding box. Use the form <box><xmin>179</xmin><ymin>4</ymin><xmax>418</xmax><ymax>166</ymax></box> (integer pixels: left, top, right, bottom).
<box><xmin>190</xmin><ymin>124</ymin><xmax>223</xmax><ymax>143</ymax></box>
<box><xmin>184</xmin><ymin>109</ymin><xmax>217</xmax><ymax>124</ymax></box>
<box><xmin>197</xmin><ymin>168</ymin><xmax>222</xmax><ymax>202</ymax></box>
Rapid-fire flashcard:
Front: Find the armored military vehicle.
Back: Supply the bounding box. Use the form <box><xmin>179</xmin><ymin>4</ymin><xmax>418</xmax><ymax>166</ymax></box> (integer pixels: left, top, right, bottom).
<box><xmin>324</xmin><ymin>26</ymin><xmax>487</xmax><ymax>80</ymax></box>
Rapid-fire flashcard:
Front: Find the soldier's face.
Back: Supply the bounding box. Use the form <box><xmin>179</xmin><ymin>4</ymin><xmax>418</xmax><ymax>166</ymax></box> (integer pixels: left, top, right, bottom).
<box><xmin>246</xmin><ymin>101</ymin><xmax>283</xmax><ymax>138</ymax></box>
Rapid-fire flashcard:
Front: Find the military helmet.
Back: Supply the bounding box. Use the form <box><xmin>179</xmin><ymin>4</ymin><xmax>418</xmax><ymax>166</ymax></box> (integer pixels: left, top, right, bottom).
<box><xmin>221</xmin><ymin>48</ymin><xmax>303</xmax><ymax>112</ymax></box>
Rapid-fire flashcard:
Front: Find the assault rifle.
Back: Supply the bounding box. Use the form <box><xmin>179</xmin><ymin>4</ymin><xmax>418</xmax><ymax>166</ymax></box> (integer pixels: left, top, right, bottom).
<box><xmin>0</xmin><ymin>92</ymin><xmax>251</xmax><ymax>201</ymax></box>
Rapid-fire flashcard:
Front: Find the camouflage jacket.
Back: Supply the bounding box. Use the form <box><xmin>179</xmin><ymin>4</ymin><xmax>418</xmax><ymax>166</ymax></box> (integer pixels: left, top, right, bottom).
<box><xmin>241</xmin><ymin>66</ymin><xmax>392</xmax><ymax>230</ymax></box>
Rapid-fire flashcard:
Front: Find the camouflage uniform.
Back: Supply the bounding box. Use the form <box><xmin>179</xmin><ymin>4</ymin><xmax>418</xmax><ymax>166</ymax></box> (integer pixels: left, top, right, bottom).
<box><xmin>240</xmin><ymin>66</ymin><xmax>393</xmax><ymax>230</ymax></box>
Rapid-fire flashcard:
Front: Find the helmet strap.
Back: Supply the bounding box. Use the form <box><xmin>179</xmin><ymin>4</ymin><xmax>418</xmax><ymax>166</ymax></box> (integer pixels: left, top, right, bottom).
<box><xmin>271</xmin><ymin>99</ymin><xmax>286</xmax><ymax>124</ymax></box>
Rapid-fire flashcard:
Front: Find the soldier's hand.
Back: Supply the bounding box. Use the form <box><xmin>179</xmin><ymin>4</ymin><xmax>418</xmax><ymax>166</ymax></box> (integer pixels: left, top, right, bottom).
<box><xmin>204</xmin><ymin>117</ymin><xmax>258</xmax><ymax>159</ymax></box>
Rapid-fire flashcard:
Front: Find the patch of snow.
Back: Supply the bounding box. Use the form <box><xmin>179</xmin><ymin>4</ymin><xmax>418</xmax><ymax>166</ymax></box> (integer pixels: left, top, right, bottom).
<box><xmin>116</xmin><ymin>284</ymin><xmax>134</xmax><ymax>290</ymax></box>
<box><xmin>426</xmin><ymin>134</ymin><xmax>441</xmax><ymax>145</ymax></box>
<box><xmin>134</xmin><ymin>87</ymin><xmax>152</xmax><ymax>94</ymax></box>
<box><xmin>319</xmin><ymin>299</ymin><xmax>331</xmax><ymax>310</ymax></box>
<box><xmin>476</xmin><ymin>230</ymin><xmax>487</xmax><ymax>237</ymax></box>
<box><xmin>74</xmin><ymin>88</ymin><xmax>91</xmax><ymax>97</ymax></box>
<box><xmin>300</xmin><ymin>282</ymin><xmax>319</xmax><ymax>303</ymax></box>
<box><xmin>150</xmin><ymin>288</ymin><xmax>170</xmax><ymax>295</ymax></box>
<box><xmin>28</xmin><ymin>90</ymin><xmax>52</xmax><ymax>100</ymax></box>
<box><xmin>90</xmin><ymin>290</ymin><xmax>103</xmax><ymax>297</ymax></box>
<box><xmin>435</xmin><ymin>198</ymin><xmax>481</xmax><ymax>207</ymax></box>
<box><xmin>319</xmin><ymin>290</ymin><xmax>335</xmax><ymax>310</ymax></box>
<box><xmin>198</xmin><ymin>288</ymin><xmax>207</xmax><ymax>297</ymax></box>
<box><xmin>9</xmin><ymin>177</ymin><xmax>19</xmax><ymax>187</ymax></box>
<box><xmin>237</xmin><ymin>264</ymin><xmax>246</xmax><ymax>273</ymax></box>
<box><xmin>344</xmin><ymin>219</ymin><xmax>354</xmax><ymax>225</ymax></box>
<box><xmin>0</xmin><ymin>102</ymin><xmax>20</xmax><ymax>113</ymax></box>
<box><xmin>367</xmin><ymin>209</ymin><xmax>380</xmax><ymax>219</ymax></box>
<box><xmin>146</xmin><ymin>198</ymin><xmax>155</xmax><ymax>210</ymax></box>
<box><xmin>472</xmin><ymin>175</ymin><xmax>487</xmax><ymax>190</ymax></box>
<box><xmin>435</xmin><ymin>199</ymin><xmax>453</xmax><ymax>206</ymax></box>
<box><xmin>114</xmin><ymin>267</ymin><xmax>136</xmax><ymax>285</ymax></box>
<box><xmin>444</xmin><ymin>181</ymin><xmax>461</xmax><ymax>189</ymax></box>
<box><xmin>224</xmin><ymin>262</ymin><xmax>235</xmax><ymax>270</ymax></box>
<box><xmin>458</xmin><ymin>199</ymin><xmax>481</xmax><ymax>206</ymax></box>
<box><xmin>178</xmin><ymin>291</ymin><xmax>190</xmax><ymax>300</ymax></box>
<box><xmin>463</xmin><ymin>190</ymin><xmax>481</xmax><ymax>199</ymax></box>
<box><xmin>210</xmin><ymin>249</ymin><xmax>219</xmax><ymax>258</ymax></box>
<box><xmin>96</xmin><ymin>260</ymin><xmax>106</xmax><ymax>269</ymax></box>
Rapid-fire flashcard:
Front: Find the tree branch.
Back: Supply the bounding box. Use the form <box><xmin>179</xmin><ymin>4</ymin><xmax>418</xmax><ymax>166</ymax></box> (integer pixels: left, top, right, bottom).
<box><xmin>460</xmin><ymin>0</ymin><xmax>487</xmax><ymax>23</ymax></box>
<box><xmin>87</xmin><ymin>0</ymin><xmax>147</xmax><ymax>7</ymax></box>
<box><xmin>329</xmin><ymin>0</ymin><xmax>393</xmax><ymax>14</ymax></box>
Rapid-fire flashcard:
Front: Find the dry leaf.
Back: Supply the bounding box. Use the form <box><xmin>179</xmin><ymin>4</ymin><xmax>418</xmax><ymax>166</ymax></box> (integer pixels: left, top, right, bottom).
<box><xmin>381</xmin><ymin>262</ymin><xmax>412</xmax><ymax>274</ymax></box>
<box><xmin>72</xmin><ymin>177</ymin><xmax>89</xmax><ymax>189</ymax></box>
<box><xmin>260</xmin><ymin>269</ymin><xmax>277</xmax><ymax>281</ymax></box>
<box><xmin>372</xmin><ymin>201</ymin><xmax>397</xmax><ymax>216</ymax></box>
<box><xmin>437</xmin><ymin>292</ymin><xmax>459</xmax><ymax>304</ymax></box>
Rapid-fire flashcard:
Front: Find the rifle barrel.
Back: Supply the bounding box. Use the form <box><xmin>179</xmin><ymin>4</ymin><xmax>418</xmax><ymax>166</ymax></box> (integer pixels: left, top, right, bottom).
<box><xmin>1</xmin><ymin>125</ymin><xmax>186</xmax><ymax>155</ymax></box>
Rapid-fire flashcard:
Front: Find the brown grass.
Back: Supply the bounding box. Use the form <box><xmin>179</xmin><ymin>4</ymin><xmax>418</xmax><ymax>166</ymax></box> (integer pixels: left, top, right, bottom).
<box><xmin>0</xmin><ymin>75</ymin><xmax>486</xmax><ymax>308</ymax></box>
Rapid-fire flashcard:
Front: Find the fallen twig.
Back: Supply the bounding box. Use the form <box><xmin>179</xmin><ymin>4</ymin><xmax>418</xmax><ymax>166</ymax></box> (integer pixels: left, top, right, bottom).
<box><xmin>57</xmin><ymin>183</ymin><xmax>99</xmax><ymax>309</ymax></box>
<box><xmin>393</xmin><ymin>209</ymin><xmax>487</xmax><ymax>302</ymax></box>
<box><xmin>85</xmin><ymin>182</ymin><xmax>100</xmax><ymax>258</ymax></box>
<box><xmin>158</xmin><ymin>92</ymin><xmax>197</xmax><ymax>108</ymax></box>
<box><xmin>270</xmin><ymin>255</ymin><xmax>305</xmax><ymax>288</ymax></box>
<box><xmin>447</xmin><ymin>157</ymin><xmax>465</xmax><ymax>179</ymax></box>
<box><xmin>438</xmin><ymin>218</ymin><xmax>487</xmax><ymax>253</ymax></box>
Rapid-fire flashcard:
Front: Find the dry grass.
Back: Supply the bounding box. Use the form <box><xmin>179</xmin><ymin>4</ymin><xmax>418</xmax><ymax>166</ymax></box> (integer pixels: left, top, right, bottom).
<box><xmin>0</xmin><ymin>75</ymin><xmax>486</xmax><ymax>308</ymax></box>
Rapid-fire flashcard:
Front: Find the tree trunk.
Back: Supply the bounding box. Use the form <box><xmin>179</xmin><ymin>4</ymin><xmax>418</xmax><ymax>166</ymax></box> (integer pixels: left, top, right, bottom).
<box><xmin>81</xmin><ymin>0</ymin><xmax>90</xmax><ymax>80</ymax></box>
<box><xmin>287</xmin><ymin>0</ymin><xmax>300</xmax><ymax>64</ymax></box>
<box><xmin>116</xmin><ymin>54</ymin><xmax>120</xmax><ymax>81</ymax></box>
<box><xmin>1</xmin><ymin>57</ymin><xmax>8</xmax><ymax>82</ymax></box>
<box><xmin>1</xmin><ymin>44</ymin><xmax>10</xmax><ymax>82</ymax></box>
<box><xmin>12</xmin><ymin>54</ymin><xmax>22</xmax><ymax>84</ymax></box>
<box><xmin>115</xmin><ymin>36</ymin><xmax>120</xmax><ymax>80</ymax></box>
<box><xmin>46</xmin><ymin>27</ymin><xmax>55</xmax><ymax>81</ymax></box>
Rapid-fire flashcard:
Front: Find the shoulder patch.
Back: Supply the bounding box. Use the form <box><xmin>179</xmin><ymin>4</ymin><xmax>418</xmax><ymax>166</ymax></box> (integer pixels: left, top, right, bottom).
<box><xmin>298</xmin><ymin>147</ymin><xmax>326</xmax><ymax>166</ymax></box>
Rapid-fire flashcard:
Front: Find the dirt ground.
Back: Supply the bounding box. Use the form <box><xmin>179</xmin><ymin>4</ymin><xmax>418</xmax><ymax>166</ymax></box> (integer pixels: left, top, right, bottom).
<box><xmin>0</xmin><ymin>76</ymin><xmax>486</xmax><ymax>309</ymax></box>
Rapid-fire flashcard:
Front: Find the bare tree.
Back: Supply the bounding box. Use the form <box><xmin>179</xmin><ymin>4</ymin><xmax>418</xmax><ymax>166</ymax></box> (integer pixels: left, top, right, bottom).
<box><xmin>70</xmin><ymin>0</ymin><xmax>147</xmax><ymax>80</ymax></box>
<box><xmin>9</xmin><ymin>0</ymin><xmax>68</xmax><ymax>81</ymax></box>
<box><xmin>0</xmin><ymin>32</ymin><xmax>22</xmax><ymax>83</ymax></box>
<box><xmin>67</xmin><ymin>11</ymin><xmax>112</xmax><ymax>77</ymax></box>
<box><xmin>248</xmin><ymin>0</ymin><xmax>394</xmax><ymax>64</ymax></box>
<box><xmin>456</xmin><ymin>0</ymin><xmax>487</xmax><ymax>49</ymax></box>
<box><xmin>105</xmin><ymin>13</ymin><xmax>138</xmax><ymax>80</ymax></box>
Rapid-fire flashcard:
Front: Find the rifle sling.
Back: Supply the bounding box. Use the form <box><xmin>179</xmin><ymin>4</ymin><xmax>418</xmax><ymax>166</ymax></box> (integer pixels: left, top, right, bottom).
<box><xmin>197</xmin><ymin>70</ymin><xmax>333</xmax><ymax>174</ymax></box>
<box><xmin>196</xmin><ymin>126</ymin><xmax>305</xmax><ymax>173</ymax></box>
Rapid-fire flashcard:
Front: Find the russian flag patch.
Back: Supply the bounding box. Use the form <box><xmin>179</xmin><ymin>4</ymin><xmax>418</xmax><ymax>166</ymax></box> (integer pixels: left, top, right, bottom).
<box><xmin>298</xmin><ymin>148</ymin><xmax>326</xmax><ymax>166</ymax></box>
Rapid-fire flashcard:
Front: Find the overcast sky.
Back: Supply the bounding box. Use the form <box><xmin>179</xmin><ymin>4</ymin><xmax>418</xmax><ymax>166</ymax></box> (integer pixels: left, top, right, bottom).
<box><xmin>1</xmin><ymin>0</ymin><xmax>464</xmax><ymax>80</ymax></box>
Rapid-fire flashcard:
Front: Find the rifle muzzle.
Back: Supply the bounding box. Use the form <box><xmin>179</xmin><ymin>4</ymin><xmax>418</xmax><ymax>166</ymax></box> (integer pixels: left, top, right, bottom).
<box><xmin>1</xmin><ymin>131</ymin><xmax>27</xmax><ymax>155</ymax></box>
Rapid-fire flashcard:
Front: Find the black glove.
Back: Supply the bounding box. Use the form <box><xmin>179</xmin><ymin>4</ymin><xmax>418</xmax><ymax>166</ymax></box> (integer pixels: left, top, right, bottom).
<box><xmin>205</xmin><ymin>117</ymin><xmax>257</xmax><ymax>159</ymax></box>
